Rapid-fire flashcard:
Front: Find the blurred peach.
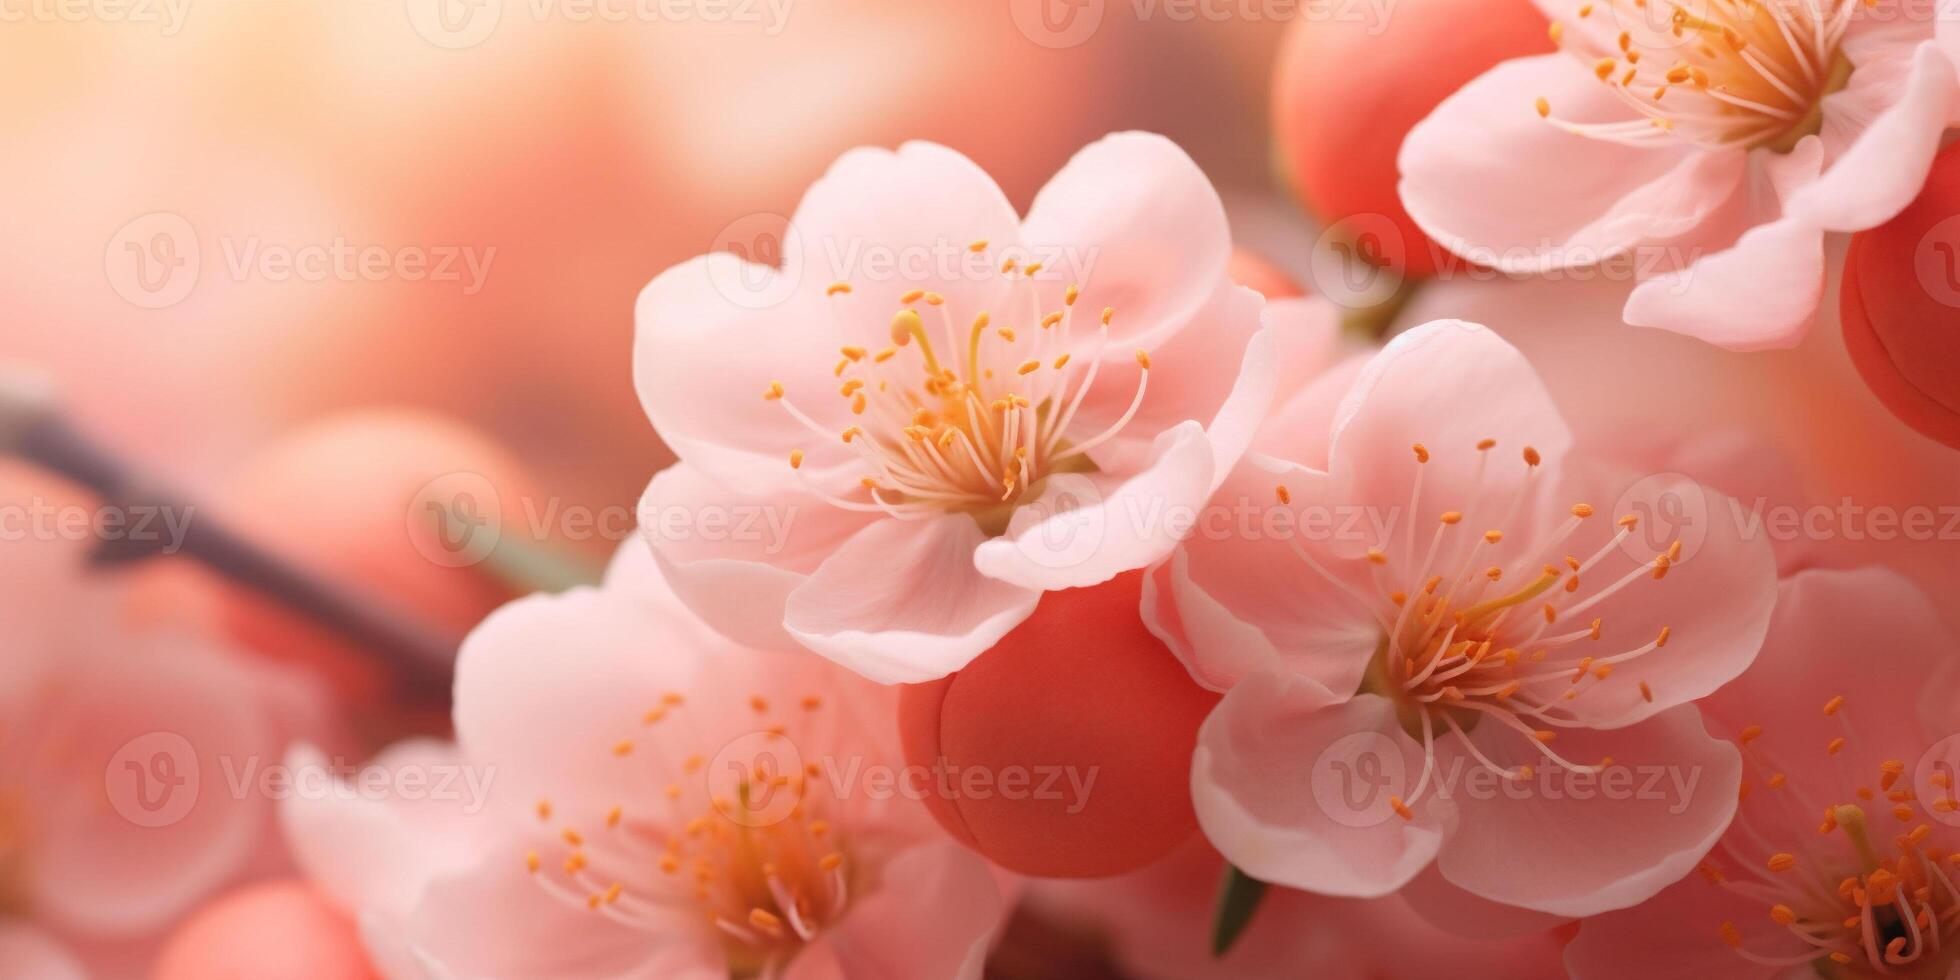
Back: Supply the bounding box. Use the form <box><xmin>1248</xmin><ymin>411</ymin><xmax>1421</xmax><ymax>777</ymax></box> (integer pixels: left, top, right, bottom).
<box><xmin>1842</xmin><ymin>141</ymin><xmax>1960</xmax><ymax>452</ymax></box>
<box><xmin>899</xmin><ymin>572</ymin><xmax>1217</xmax><ymax>879</ymax></box>
<box><xmin>168</xmin><ymin>411</ymin><xmax>548</xmax><ymax>744</ymax></box>
<box><xmin>1272</xmin><ymin>0</ymin><xmax>1548</xmax><ymax>277</ymax></box>
<box><xmin>152</xmin><ymin>881</ymin><xmax>377</xmax><ymax>980</ymax></box>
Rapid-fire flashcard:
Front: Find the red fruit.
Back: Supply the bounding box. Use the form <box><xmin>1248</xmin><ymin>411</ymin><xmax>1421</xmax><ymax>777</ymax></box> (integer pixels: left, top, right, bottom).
<box><xmin>1272</xmin><ymin>0</ymin><xmax>1550</xmax><ymax>278</ymax></box>
<box><xmin>1841</xmin><ymin>142</ymin><xmax>1960</xmax><ymax>451</ymax></box>
<box><xmin>899</xmin><ymin>571</ymin><xmax>1218</xmax><ymax>878</ymax></box>
<box><xmin>152</xmin><ymin>881</ymin><xmax>378</xmax><ymax>980</ymax></box>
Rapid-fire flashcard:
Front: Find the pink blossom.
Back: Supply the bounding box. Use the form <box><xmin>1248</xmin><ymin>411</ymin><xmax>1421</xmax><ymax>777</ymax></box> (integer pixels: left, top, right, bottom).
<box><xmin>1147</xmin><ymin>319</ymin><xmax>1779</xmax><ymax>918</ymax></box>
<box><xmin>1399</xmin><ymin>0</ymin><xmax>1958</xmax><ymax>349</ymax></box>
<box><xmin>1030</xmin><ymin>838</ymin><xmax>1570</xmax><ymax>980</ymax></box>
<box><xmin>0</xmin><ymin>475</ymin><xmax>323</xmax><ymax>964</ymax></box>
<box><xmin>633</xmin><ymin>132</ymin><xmax>1275</xmax><ymax>683</ymax></box>
<box><xmin>1566</xmin><ymin>566</ymin><xmax>1960</xmax><ymax>978</ymax></box>
<box><xmin>282</xmin><ymin>544</ymin><xmax>1006</xmax><ymax>979</ymax></box>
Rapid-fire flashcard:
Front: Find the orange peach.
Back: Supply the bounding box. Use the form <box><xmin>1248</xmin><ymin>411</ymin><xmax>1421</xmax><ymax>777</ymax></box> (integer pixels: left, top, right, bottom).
<box><xmin>899</xmin><ymin>571</ymin><xmax>1217</xmax><ymax>879</ymax></box>
<box><xmin>1842</xmin><ymin>142</ymin><xmax>1960</xmax><ymax>451</ymax></box>
<box><xmin>202</xmin><ymin>411</ymin><xmax>540</xmax><ymax>729</ymax></box>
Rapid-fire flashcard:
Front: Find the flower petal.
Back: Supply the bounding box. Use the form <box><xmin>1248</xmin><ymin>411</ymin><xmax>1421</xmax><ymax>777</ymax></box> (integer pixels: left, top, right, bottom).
<box><xmin>1399</xmin><ymin>54</ymin><xmax>1745</xmax><ymax>273</ymax></box>
<box><xmin>403</xmin><ymin>848</ymin><xmax>712</xmax><ymax>980</ymax></box>
<box><xmin>972</xmin><ymin>421</ymin><xmax>1215</xmax><ymax>591</ymax></box>
<box><xmin>1533</xmin><ymin>462</ymin><xmax>1779</xmax><ymax>729</ymax></box>
<box><xmin>637</xmin><ymin>463</ymin><xmax>875</xmax><ymax>653</ymax></box>
<box><xmin>1434</xmin><ymin>704</ymin><xmax>1740</xmax><ymax>917</ymax></box>
<box><xmin>1020</xmin><ymin>132</ymin><xmax>1232</xmax><ymax>351</ymax></box>
<box><xmin>1145</xmin><ymin>456</ymin><xmax>1380</xmax><ymax>695</ymax></box>
<box><xmin>634</xmin><ymin>255</ymin><xmax>859</xmax><ymax>496</ymax></box>
<box><xmin>28</xmin><ymin>637</ymin><xmax>274</xmax><ymax>937</ymax></box>
<box><xmin>788</xmin><ymin>841</ymin><xmax>1004</xmax><ymax>980</ymax></box>
<box><xmin>785</xmin><ymin>140</ymin><xmax>1021</xmax><ymax>337</ymax></box>
<box><xmin>1792</xmin><ymin>41</ymin><xmax>1956</xmax><ymax>231</ymax></box>
<box><xmin>1621</xmin><ymin>139</ymin><xmax>1827</xmax><ymax>350</ymax></box>
<box><xmin>1327</xmin><ymin>320</ymin><xmax>1573</xmax><ymax>557</ymax></box>
<box><xmin>1563</xmin><ymin>873</ymin><xmax>1783</xmax><ymax>980</ymax></box>
<box><xmin>1192</xmin><ymin>683</ymin><xmax>1445</xmax><ymax>897</ymax></box>
<box><xmin>784</xmin><ymin>514</ymin><xmax>1042</xmax><ymax>683</ymax></box>
<box><xmin>452</xmin><ymin>586</ymin><xmax>713</xmax><ymax>822</ymax></box>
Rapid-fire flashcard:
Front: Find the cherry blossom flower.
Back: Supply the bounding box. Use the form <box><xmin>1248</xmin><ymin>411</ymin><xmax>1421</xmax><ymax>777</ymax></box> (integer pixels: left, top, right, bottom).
<box><xmin>0</xmin><ymin>471</ymin><xmax>322</xmax><ymax>971</ymax></box>
<box><xmin>1399</xmin><ymin>0</ymin><xmax>1958</xmax><ymax>349</ymax></box>
<box><xmin>1566</xmin><ymin>566</ymin><xmax>1960</xmax><ymax>978</ymax></box>
<box><xmin>633</xmin><ymin>132</ymin><xmax>1274</xmax><ymax>683</ymax></box>
<box><xmin>282</xmin><ymin>544</ymin><xmax>1006</xmax><ymax>979</ymax></box>
<box><xmin>1146</xmin><ymin>319</ymin><xmax>1779</xmax><ymax>917</ymax></box>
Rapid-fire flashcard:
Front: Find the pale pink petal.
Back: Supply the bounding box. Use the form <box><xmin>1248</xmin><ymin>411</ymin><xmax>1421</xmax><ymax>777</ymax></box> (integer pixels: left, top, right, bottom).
<box><xmin>787</xmin><ymin>841</ymin><xmax>1004</xmax><ymax>980</ymax></box>
<box><xmin>1532</xmin><ymin>463</ymin><xmax>1778</xmax><ymax>729</ymax></box>
<box><xmin>1019</xmin><ymin>132</ymin><xmax>1231</xmax><ymax>351</ymax></box>
<box><xmin>278</xmin><ymin>740</ymin><xmax>496</xmax><ymax>924</ymax></box>
<box><xmin>1792</xmin><ymin>42</ymin><xmax>1956</xmax><ymax>231</ymax></box>
<box><xmin>1192</xmin><ymin>683</ymin><xmax>1445</xmax><ymax>897</ymax></box>
<box><xmin>1622</xmin><ymin>139</ymin><xmax>1827</xmax><ymax>350</ymax></box>
<box><xmin>28</xmin><ymin>636</ymin><xmax>273</xmax><ymax>937</ymax></box>
<box><xmin>638</xmin><ymin>463</ymin><xmax>875</xmax><ymax>654</ymax></box>
<box><xmin>404</xmin><ymin>849</ymin><xmax>714</xmax><ymax>980</ymax></box>
<box><xmin>1061</xmin><ymin>282</ymin><xmax>1272</xmax><ymax>482</ymax></box>
<box><xmin>0</xmin><ymin>922</ymin><xmax>87</xmax><ymax>980</ymax></box>
<box><xmin>1268</xmin><ymin>296</ymin><xmax>1345</xmax><ymax>398</ymax></box>
<box><xmin>1700</xmin><ymin>567</ymin><xmax>1957</xmax><ymax>756</ymax></box>
<box><xmin>1399</xmin><ymin>864</ymin><xmax>1573</xmax><ymax>939</ymax></box>
<box><xmin>1328</xmin><ymin>320</ymin><xmax>1572</xmax><ymax>556</ymax></box>
<box><xmin>784</xmin><ymin>140</ymin><xmax>1021</xmax><ymax>337</ymax></box>
<box><xmin>452</xmin><ymin>587</ymin><xmax>712</xmax><ymax>822</ymax></box>
<box><xmin>1144</xmin><ymin>457</ymin><xmax>1380</xmax><ymax>695</ymax></box>
<box><xmin>972</xmin><ymin>421</ymin><xmax>1215</xmax><ymax>591</ymax></box>
<box><xmin>1434</xmin><ymin>704</ymin><xmax>1741</xmax><ymax>917</ymax></box>
<box><xmin>634</xmin><ymin>255</ymin><xmax>859</xmax><ymax>496</ymax></box>
<box><xmin>1399</xmin><ymin>55</ymin><xmax>1746</xmax><ymax>273</ymax></box>
<box><xmin>1251</xmin><ymin>351</ymin><xmax>1370</xmax><ymax>468</ymax></box>
<box><xmin>784</xmin><ymin>514</ymin><xmax>1042</xmax><ymax>683</ymax></box>
<box><xmin>1564</xmin><ymin>873</ymin><xmax>1782</xmax><ymax>980</ymax></box>
<box><xmin>1623</xmin><ymin>220</ymin><xmax>1821</xmax><ymax>349</ymax></box>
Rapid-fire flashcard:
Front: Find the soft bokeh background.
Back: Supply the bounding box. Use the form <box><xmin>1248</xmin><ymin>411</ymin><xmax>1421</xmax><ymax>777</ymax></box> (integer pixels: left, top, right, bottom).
<box><xmin>3</xmin><ymin>1</ymin><xmax>1289</xmax><ymax>519</ymax></box>
<box><xmin>9</xmin><ymin>0</ymin><xmax>1955</xmax><ymax>608</ymax></box>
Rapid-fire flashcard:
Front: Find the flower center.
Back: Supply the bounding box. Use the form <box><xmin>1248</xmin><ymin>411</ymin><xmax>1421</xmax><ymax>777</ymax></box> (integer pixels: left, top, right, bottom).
<box><xmin>1537</xmin><ymin>0</ymin><xmax>1860</xmax><ymax>150</ymax></box>
<box><xmin>1708</xmin><ymin>701</ymin><xmax>1960</xmax><ymax>976</ymax></box>
<box><xmin>526</xmin><ymin>691</ymin><xmax>855</xmax><ymax>974</ymax></box>
<box><xmin>767</xmin><ymin>242</ymin><xmax>1151</xmax><ymax>526</ymax></box>
<box><xmin>1279</xmin><ymin>441</ymin><xmax>1679</xmax><ymax>820</ymax></box>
